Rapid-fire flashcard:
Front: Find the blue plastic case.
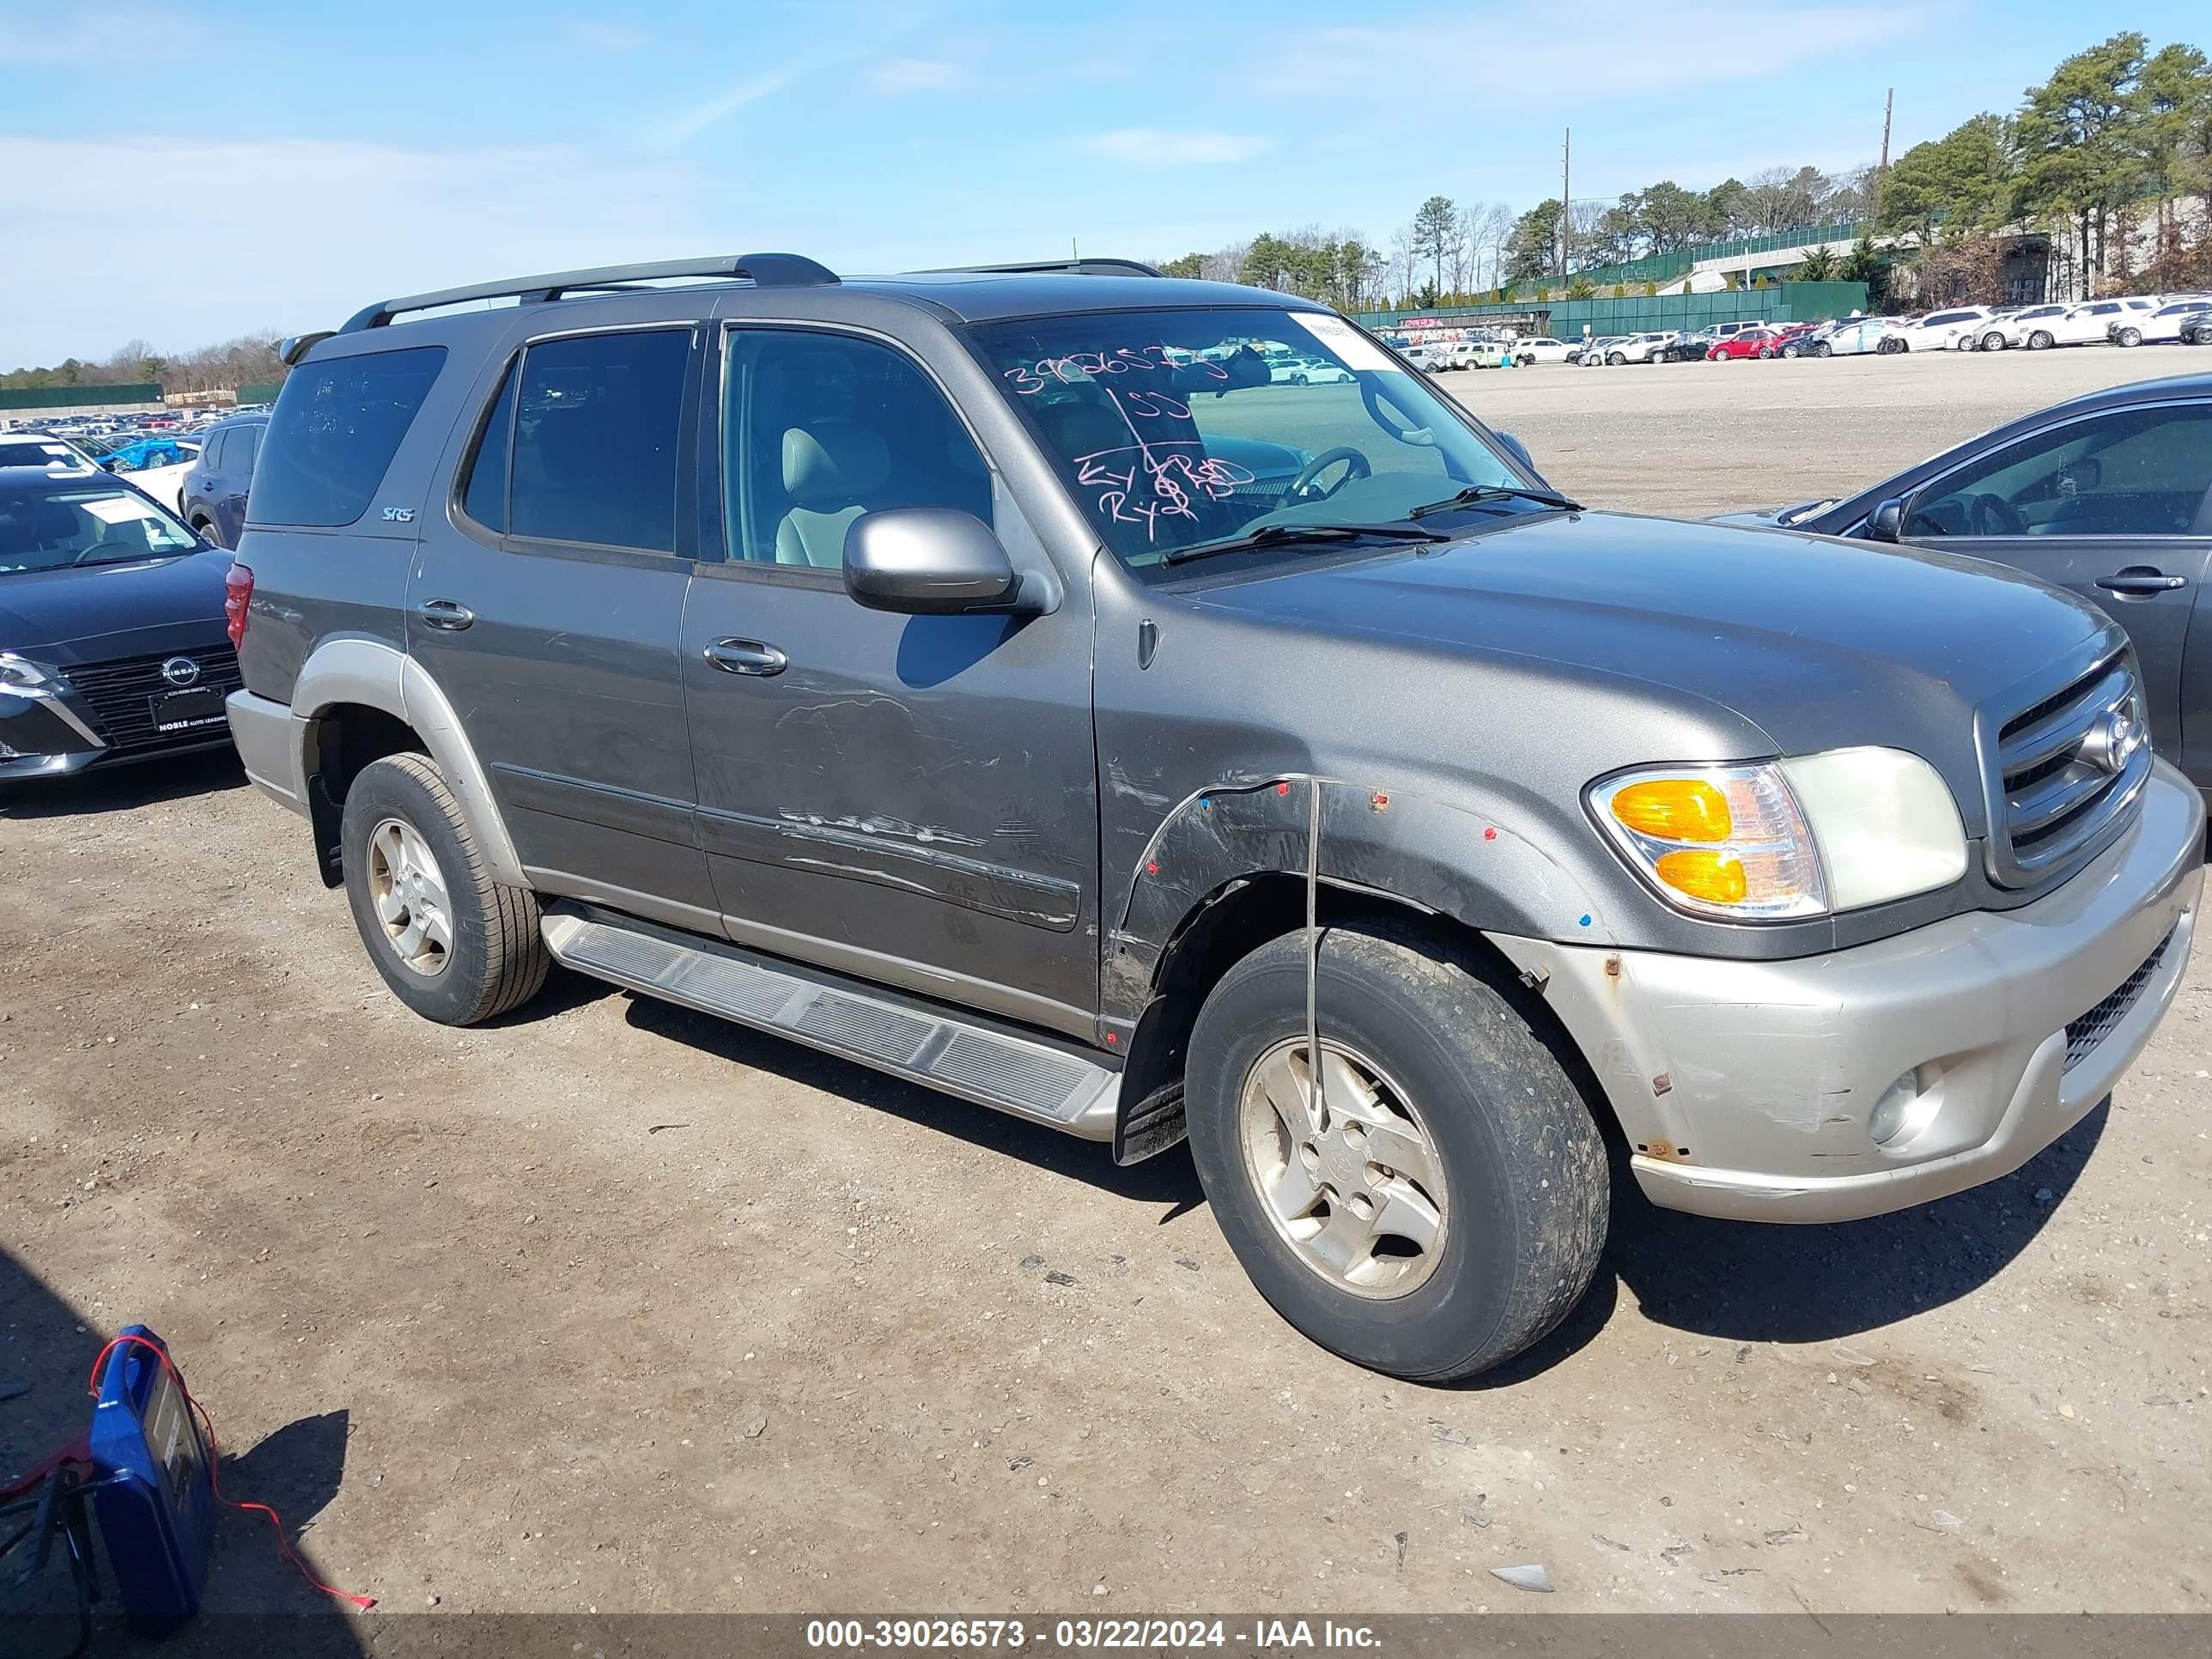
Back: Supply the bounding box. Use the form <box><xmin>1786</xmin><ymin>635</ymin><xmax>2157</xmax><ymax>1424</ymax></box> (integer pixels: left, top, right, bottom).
<box><xmin>87</xmin><ymin>1325</ymin><xmax>216</xmax><ymax>1632</ymax></box>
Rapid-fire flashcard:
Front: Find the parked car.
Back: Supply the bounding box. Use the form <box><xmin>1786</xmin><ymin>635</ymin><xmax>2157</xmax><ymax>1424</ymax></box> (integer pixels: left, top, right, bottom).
<box><xmin>1511</xmin><ymin>337</ymin><xmax>1576</xmax><ymax>365</ymax></box>
<box><xmin>0</xmin><ymin>465</ymin><xmax>238</xmax><ymax>778</ymax></box>
<box><xmin>228</xmin><ymin>252</ymin><xmax>2201</xmax><ymax>1383</ymax></box>
<box><xmin>1656</xmin><ymin>327</ymin><xmax>1719</xmax><ymax>362</ymax></box>
<box><xmin>2113</xmin><ymin>299</ymin><xmax>2212</xmax><ymax>347</ymax></box>
<box><xmin>179</xmin><ymin>414</ymin><xmax>266</xmax><ymax>549</ymax></box>
<box><xmin>1891</xmin><ymin>307</ymin><xmax>1993</xmax><ymax>351</ymax></box>
<box><xmin>1760</xmin><ymin>323</ymin><xmax>1820</xmax><ymax>359</ymax></box>
<box><xmin>1269</xmin><ymin>356</ymin><xmax>1354</xmax><ymax>386</ymax></box>
<box><xmin>1977</xmin><ymin>302</ymin><xmax>2073</xmax><ymax>351</ymax></box>
<box><xmin>1820</xmin><ymin>315</ymin><xmax>1909</xmax><ymax>356</ymax></box>
<box><xmin>1397</xmin><ymin>341</ymin><xmax>1448</xmax><ymax>373</ymax></box>
<box><xmin>2032</xmin><ymin>296</ymin><xmax>2163</xmax><ymax>348</ymax></box>
<box><xmin>1721</xmin><ymin>374</ymin><xmax>2212</xmax><ymax>802</ymax></box>
<box><xmin>99</xmin><ymin>435</ymin><xmax>194</xmax><ymax>472</ymax></box>
<box><xmin>2180</xmin><ymin>313</ymin><xmax>2212</xmax><ymax>346</ymax></box>
<box><xmin>1577</xmin><ymin>335</ymin><xmax>1629</xmax><ymax>365</ymax></box>
<box><xmin>0</xmin><ymin>431</ymin><xmax>102</xmax><ymax>471</ymax></box>
<box><xmin>1602</xmin><ymin>332</ymin><xmax>1678</xmax><ymax>365</ymax></box>
<box><xmin>1706</xmin><ymin>327</ymin><xmax>1781</xmax><ymax>361</ymax></box>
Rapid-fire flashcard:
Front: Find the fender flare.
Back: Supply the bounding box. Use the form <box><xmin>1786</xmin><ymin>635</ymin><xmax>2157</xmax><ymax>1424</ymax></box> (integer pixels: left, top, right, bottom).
<box><xmin>1102</xmin><ymin>774</ymin><xmax>1615</xmax><ymax>1030</ymax></box>
<box><xmin>289</xmin><ymin>638</ymin><xmax>526</xmax><ymax>887</ymax></box>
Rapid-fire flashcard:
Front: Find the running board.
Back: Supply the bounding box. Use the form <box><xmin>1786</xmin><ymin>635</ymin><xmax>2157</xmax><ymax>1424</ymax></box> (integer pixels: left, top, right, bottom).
<box><xmin>540</xmin><ymin>908</ymin><xmax>1120</xmax><ymax>1139</ymax></box>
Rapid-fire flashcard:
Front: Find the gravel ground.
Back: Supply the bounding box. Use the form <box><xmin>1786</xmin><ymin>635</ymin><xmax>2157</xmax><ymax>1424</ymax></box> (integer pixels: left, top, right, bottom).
<box><xmin>3</xmin><ymin>343</ymin><xmax>2209</xmax><ymax>1626</ymax></box>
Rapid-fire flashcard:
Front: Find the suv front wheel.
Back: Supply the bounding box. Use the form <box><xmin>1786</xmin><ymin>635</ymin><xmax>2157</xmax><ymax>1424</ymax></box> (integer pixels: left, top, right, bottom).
<box><xmin>339</xmin><ymin>753</ymin><xmax>550</xmax><ymax>1025</ymax></box>
<box><xmin>1184</xmin><ymin>922</ymin><xmax>1608</xmax><ymax>1381</ymax></box>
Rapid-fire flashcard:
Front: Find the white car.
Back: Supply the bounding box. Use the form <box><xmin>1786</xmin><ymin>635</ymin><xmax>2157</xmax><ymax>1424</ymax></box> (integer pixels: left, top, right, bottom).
<box><xmin>1510</xmin><ymin>337</ymin><xmax>1575</xmax><ymax>365</ymax></box>
<box><xmin>1894</xmin><ymin>307</ymin><xmax>1993</xmax><ymax>351</ymax></box>
<box><xmin>1577</xmin><ymin>336</ymin><xmax>1628</xmax><ymax>365</ymax></box>
<box><xmin>1820</xmin><ymin>316</ymin><xmax>1909</xmax><ymax>356</ymax></box>
<box><xmin>0</xmin><ymin>430</ymin><xmax>102</xmax><ymax>471</ymax></box>
<box><xmin>1268</xmin><ymin>356</ymin><xmax>1354</xmax><ymax>385</ymax></box>
<box><xmin>2112</xmin><ymin>299</ymin><xmax>2212</xmax><ymax>347</ymax></box>
<box><xmin>2028</xmin><ymin>296</ymin><xmax>2162</xmax><ymax>348</ymax></box>
<box><xmin>1598</xmin><ymin>331</ymin><xmax>1678</xmax><ymax>365</ymax></box>
<box><xmin>1973</xmin><ymin>303</ymin><xmax>2071</xmax><ymax>350</ymax></box>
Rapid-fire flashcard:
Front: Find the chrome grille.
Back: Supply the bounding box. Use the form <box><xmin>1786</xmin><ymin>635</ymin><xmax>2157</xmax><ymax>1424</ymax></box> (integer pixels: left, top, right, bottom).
<box><xmin>2063</xmin><ymin>927</ymin><xmax>2173</xmax><ymax>1072</ymax></box>
<box><xmin>1985</xmin><ymin>647</ymin><xmax>2148</xmax><ymax>888</ymax></box>
<box><xmin>65</xmin><ymin>647</ymin><xmax>241</xmax><ymax>755</ymax></box>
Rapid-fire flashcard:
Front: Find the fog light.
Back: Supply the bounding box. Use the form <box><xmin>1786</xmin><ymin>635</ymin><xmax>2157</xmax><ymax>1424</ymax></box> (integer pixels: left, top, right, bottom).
<box><xmin>1869</xmin><ymin>1072</ymin><xmax>1921</xmax><ymax>1145</ymax></box>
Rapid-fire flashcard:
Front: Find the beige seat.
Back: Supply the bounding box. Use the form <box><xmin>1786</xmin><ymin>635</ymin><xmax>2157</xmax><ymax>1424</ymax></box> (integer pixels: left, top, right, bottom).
<box><xmin>774</xmin><ymin>422</ymin><xmax>890</xmax><ymax>568</ymax></box>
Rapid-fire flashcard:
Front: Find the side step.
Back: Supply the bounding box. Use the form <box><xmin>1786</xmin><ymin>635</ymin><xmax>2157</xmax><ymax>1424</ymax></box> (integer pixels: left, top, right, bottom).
<box><xmin>540</xmin><ymin>908</ymin><xmax>1120</xmax><ymax>1139</ymax></box>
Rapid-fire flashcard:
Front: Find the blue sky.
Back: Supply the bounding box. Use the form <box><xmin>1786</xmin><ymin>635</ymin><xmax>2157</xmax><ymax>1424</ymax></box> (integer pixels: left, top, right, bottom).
<box><xmin>2</xmin><ymin>0</ymin><xmax>2203</xmax><ymax>366</ymax></box>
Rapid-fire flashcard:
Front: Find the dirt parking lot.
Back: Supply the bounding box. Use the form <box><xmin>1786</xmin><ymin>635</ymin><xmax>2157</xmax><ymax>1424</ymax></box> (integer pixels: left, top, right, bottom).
<box><xmin>5</xmin><ymin>344</ymin><xmax>2210</xmax><ymax>1628</ymax></box>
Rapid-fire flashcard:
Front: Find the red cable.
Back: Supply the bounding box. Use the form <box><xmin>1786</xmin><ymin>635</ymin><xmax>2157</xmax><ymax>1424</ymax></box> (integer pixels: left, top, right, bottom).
<box><xmin>85</xmin><ymin>1334</ymin><xmax>374</xmax><ymax>1613</ymax></box>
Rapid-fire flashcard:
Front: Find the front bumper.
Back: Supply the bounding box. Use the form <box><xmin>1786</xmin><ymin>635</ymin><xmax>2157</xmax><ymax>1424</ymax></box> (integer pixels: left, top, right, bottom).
<box><xmin>1491</xmin><ymin>758</ymin><xmax>2203</xmax><ymax>1222</ymax></box>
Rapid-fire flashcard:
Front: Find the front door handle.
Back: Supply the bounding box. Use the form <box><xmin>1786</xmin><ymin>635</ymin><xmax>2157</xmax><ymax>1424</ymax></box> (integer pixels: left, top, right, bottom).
<box><xmin>416</xmin><ymin>598</ymin><xmax>476</xmax><ymax>630</ymax></box>
<box><xmin>704</xmin><ymin>638</ymin><xmax>788</xmax><ymax>676</ymax></box>
<box><xmin>2096</xmin><ymin>568</ymin><xmax>2188</xmax><ymax>596</ymax></box>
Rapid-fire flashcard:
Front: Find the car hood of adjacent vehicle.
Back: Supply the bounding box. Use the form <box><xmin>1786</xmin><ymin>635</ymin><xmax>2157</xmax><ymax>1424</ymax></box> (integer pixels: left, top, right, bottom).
<box><xmin>0</xmin><ymin>546</ymin><xmax>231</xmax><ymax>659</ymax></box>
<box><xmin>1186</xmin><ymin>508</ymin><xmax>2108</xmax><ymax>803</ymax></box>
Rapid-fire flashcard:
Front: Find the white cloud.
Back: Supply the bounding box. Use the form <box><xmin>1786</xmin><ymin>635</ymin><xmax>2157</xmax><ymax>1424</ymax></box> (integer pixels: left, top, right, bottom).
<box><xmin>0</xmin><ymin>136</ymin><xmax>747</xmax><ymax>366</ymax></box>
<box><xmin>1075</xmin><ymin>129</ymin><xmax>1273</xmax><ymax>166</ymax></box>
<box><xmin>645</xmin><ymin>70</ymin><xmax>796</xmax><ymax>147</ymax></box>
<box><xmin>565</xmin><ymin>20</ymin><xmax>647</xmax><ymax>52</ymax></box>
<box><xmin>864</xmin><ymin>56</ymin><xmax>969</xmax><ymax>93</ymax></box>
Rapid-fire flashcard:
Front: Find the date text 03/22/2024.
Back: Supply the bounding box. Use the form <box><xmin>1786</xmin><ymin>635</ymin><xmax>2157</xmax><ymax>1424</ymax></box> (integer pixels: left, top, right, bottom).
<box><xmin>804</xmin><ymin>1619</ymin><xmax>1383</xmax><ymax>1650</ymax></box>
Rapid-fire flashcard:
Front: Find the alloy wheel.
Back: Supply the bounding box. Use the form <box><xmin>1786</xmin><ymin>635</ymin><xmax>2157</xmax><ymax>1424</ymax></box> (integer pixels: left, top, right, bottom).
<box><xmin>367</xmin><ymin>816</ymin><xmax>454</xmax><ymax>977</ymax></box>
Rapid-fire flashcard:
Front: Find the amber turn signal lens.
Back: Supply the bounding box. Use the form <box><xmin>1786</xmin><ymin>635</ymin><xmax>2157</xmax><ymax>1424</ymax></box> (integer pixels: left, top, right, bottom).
<box><xmin>1654</xmin><ymin>848</ymin><xmax>1748</xmax><ymax>904</ymax></box>
<box><xmin>1609</xmin><ymin>779</ymin><xmax>1733</xmax><ymax>842</ymax></box>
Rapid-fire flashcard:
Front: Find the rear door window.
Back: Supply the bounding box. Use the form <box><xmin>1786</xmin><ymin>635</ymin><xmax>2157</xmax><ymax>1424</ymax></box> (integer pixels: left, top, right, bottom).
<box><xmin>508</xmin><ymin>329</ymin><xmax>691</xmax><ymax>552</ymax></box>
<box><xmin>250</xmin><ymin>346</ymin><xmax>446</xmax><ymax>526</ymax></box>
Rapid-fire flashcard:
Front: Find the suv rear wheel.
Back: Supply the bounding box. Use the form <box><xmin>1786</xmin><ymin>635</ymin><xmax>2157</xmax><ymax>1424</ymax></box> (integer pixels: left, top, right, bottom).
<box><xmin>1183</xmin><ymin>923</ymin><xmax>1608</xmax><ymax>1381</ymax></box>
<box><xmin>339</xmin><ymin>753</ymin><xmax>550</xmax><ymax>1025</ymax></box>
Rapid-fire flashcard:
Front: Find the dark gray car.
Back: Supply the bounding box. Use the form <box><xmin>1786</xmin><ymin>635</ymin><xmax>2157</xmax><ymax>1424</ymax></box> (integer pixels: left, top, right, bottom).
<box><xmin>225</xmin><ymin>254</ymin><xmax>2203</xmax><ymax>1382</ymax></box>
<box><xmin>179</xmin><ymin>414</ymin><xmax>266</xmax><ymax>550</ymax></box>
<box><xmin>1723</xmin><ymin>374</ymin><xmax>2212</xmax><ymax>795</ymax></box>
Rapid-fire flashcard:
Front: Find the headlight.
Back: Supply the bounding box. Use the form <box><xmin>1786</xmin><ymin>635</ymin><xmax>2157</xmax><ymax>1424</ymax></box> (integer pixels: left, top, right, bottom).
<box><xmin>0</xmin><ymin>653</ymin><xmax>58</xmax><ymax>695</ymax></box>
<box><xmin>1589</xmin><ymin>747</ymin><xmax>1966</xmax><ymax>921</ymax></box>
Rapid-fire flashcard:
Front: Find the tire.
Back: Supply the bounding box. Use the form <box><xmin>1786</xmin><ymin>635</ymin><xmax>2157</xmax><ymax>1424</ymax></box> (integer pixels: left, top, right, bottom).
<box><xmin>1813</xmin><ymin>341</ymin><xmax>1831</xmax><ymax>357</ymax></box>
<box><xmin>1876</xmin><ymin>336</ymin><xmax>1905</xmax><ymax>355</ymax></box>
<box><xmin>1781</xmin><ymin>343</ymin><xmax>1800</xmax><ymax>358</ymax></box>
<box><xmin>1980</xmin><ymin>331</ymin><xmax>2006</xmax><ymax>351</ymax></box>
<box><xmin>2028</xmin><ymin>331</ymin><xmax>2053</xmax><ymax>350</ymax></box>
<box><xmin>1290</xmin><ymin>373</ymin><xmax>1307</xmax><ymax>386</ymax></box>
<box><xmin>1183</xmin><ymin>922</ymin><xmax>1609</xmax><ymax>1382</ymax></box>
<box><xmin>2117</xmin><ymin>327</ymin><xmax>2142</xmax><ymax>348</ymax></box>
<box><xmin>1606</xmin><ymin>351</ymin><xmax>1626</xmax><ymax>366</ymax></box>
<box><xmin>339</xmin><ymin>752</ymin><xmax>550</xmax><ymax>1026</ymax></box>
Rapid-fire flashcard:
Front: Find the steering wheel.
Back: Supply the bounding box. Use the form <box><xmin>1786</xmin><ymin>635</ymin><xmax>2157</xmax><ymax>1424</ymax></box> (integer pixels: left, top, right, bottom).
<box><xmin>1288</xmin><ymin>447</ymin><xmax>1370</xmax><ymax>503</ymax></box>
<box><xmin>1968</xmin><ymin>493</ymin><xmax>2027</xmax><ymax>536</ymax></box>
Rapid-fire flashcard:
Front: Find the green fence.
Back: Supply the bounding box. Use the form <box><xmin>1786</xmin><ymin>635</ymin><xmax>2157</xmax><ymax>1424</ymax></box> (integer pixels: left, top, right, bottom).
<box><xmin>236</xmin><ymin>383</ymin><xmax>284</xmax><ymax>405</ymax></box>
<box><xmin>0</xmin><ymin>382</ymin><xmax>163</xmax><ymax>411</ymax></box>
<box><xmin>1357</xmin><ymin>282</ymin><xmax>1869</xmax><ymax>337</ymax></box>
<box><xmin>1479</xmin><ymin>220</ymin><xmax>1871</xmax><ymax>301</ymax></box>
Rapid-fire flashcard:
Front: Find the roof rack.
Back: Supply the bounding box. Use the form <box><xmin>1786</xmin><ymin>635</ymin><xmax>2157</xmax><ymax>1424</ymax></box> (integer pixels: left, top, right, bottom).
<box><xmin>329</xmin><ymin>252</ymin><xmax>841</xmax><ymax>341</ymax></box>
<box><xmin>915</xmin><ymin>258</ymin><xmax>1164</xmax><ymax>278</ymax></box>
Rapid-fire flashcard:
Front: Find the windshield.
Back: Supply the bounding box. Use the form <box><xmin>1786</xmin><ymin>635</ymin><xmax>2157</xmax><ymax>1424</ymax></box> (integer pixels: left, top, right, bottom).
<box><xmin>0</xmin><ymin>482</ymin><xmax>201</xmax><ymax>574</ymax></box>
<box><xmin>0</xmin><ymin>437</ymin><xmax>91</xmax><ymax>469</ymax></box>
<box><xmin>969</xmin><ymin>307</ymin><xmax>1528</xmax><ymax>571</ymax></box>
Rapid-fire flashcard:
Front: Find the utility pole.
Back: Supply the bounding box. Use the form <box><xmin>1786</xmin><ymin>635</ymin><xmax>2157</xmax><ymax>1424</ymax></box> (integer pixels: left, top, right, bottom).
<box><xmin>1875</xmin><ymin>88</ymin><xmax>1893</xmax><ymax>221</ymax></box>
<box><xmin>1559</xmin><ymin>127</ymin><xmax>1571</xmax><ymax>279</ymax></box>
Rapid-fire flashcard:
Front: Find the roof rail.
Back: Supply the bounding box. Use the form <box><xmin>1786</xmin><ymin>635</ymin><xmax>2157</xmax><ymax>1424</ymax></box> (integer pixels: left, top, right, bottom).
<box><xmin>914</xmin><ymin>258</ymin><xmax>1164</xmax><ymax>278</ymax></box>
<box><xmin>335</xmin><ymin>252</ymin><xmax>841</xmax><ymax>336</ymax></box>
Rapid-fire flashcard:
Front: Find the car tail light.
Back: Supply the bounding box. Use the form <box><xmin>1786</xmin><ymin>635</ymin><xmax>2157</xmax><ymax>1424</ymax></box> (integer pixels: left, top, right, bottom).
<box><xmin>224</xmin><ymin>562</ymin><xmax>254</xmax><ymax>649</ymax></box>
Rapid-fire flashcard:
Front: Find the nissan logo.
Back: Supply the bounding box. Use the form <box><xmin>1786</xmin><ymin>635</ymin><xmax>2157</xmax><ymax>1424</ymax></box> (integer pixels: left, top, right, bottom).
<box><xmin>2079</xmin><ymin>708</ymin><xmax>2144</xmax><ymax>777</ymax></box>
<box><xmin>160</xmin><ymin>656</ymin><xmax>202</xmax><ymax>687</ymax></box>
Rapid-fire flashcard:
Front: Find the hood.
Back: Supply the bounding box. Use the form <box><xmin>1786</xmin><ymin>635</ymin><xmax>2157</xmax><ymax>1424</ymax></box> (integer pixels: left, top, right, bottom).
<box><xmin>1189</xmin><ymin>509</ymin><xmax>2110</xmax><ymax>834</ymax></box>
<box><xmin>0</xmin><ymin>546</ymin><xmax>233</xmax><ymax>660</ymax></box>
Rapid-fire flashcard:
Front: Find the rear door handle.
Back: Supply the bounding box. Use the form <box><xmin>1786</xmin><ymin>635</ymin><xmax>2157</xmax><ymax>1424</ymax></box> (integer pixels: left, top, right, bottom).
<box><xmin>703</xmin><ymin>638</ymin><xmax>787</xmax><ymax>676</ymax></box>
<box><xmin>2096</xmin><ymin>568</ymin><xmax>2188</xmax><ymax>596</ymax></box>
<box><xmin>416</xmin><ymin>598</ymin><xmax>476</xmax><ymax>630</ymax></box>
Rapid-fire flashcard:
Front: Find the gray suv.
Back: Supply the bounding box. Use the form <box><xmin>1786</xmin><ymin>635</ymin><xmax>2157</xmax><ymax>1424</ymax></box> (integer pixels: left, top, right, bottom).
<box><xmin>226</xmin><ymin>252</ymin><xmax>2203</xmax><ymax>1381</ymax></box>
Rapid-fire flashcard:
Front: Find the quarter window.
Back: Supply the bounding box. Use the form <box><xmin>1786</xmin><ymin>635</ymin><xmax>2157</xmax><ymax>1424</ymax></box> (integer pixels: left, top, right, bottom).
<box><xmin>203</xmin><ymin>428</ymin><xmax>228</xmax><ymax>471</ymax></box>
<box><xmin>250</xmin><ymin>347</ymin><xmax>446</xmax><ymax>526</ymax></box>
<box><xmin>1905</xmin><ymin>404</ymin><xmax>2212</xmax><ymax>539</ymax></box>
<box><xmin>721</xmin><ymin>329</ymin><xmax>993</xmax><ymax>567</ymax></box>
<box><xmin>509</xmin><ymin>329</ymin><xmax>691</xmax><ymax>552</ymax></box>
<box><xmin>459</xmin><ymin>362</ymin><xmax>518</xmax><ymax>533</ymax></box>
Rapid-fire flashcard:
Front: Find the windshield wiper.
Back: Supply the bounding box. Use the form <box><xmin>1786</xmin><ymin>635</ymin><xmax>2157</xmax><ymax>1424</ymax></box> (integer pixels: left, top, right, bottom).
<box><xmin>1162</xmin><ymin>520</ymin><xmax>1449</xmax><ymax>567</ymax></box>
<box><xmin>1407</xmin><ymin>483</ymin><xmax>1582</xmax><ymax>519</ymax></box>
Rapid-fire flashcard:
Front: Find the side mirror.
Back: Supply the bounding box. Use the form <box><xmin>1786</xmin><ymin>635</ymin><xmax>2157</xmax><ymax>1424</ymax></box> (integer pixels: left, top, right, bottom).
<box><xmin>845</xmin><ymin>507</ymin><xmax>1030</xmax><ymax>615</ymax></box>
<box><xmin>1867</xmin><ymin>497</ymin><xmax>1905</xmax><ymax>543</ymax></box>
<box><xmin>99</xmin><ymin>456</ymin><xmax>122</xmax><ymax>471</ymax></box>
<box><xmin>1493</xmin><ymin>430</ymin><xmax>1537</xmax><ymax>474</ymax></box>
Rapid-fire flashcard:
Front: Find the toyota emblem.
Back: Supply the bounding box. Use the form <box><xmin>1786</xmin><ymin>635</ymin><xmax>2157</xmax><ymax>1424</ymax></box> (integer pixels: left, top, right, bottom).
<box><xmin>160</xmin><ymin>656</ymin><xmax>202</xmax><ymax>687</ymax></box>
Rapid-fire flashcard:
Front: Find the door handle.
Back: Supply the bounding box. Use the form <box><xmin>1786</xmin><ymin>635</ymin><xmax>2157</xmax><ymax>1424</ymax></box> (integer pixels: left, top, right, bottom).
<box><xmin>2096</xmin><ymin>569</ymin><xmax>2188</xmax><ymax>596</ymax></box>
<box><xmin>416</xmin><ymin>598</ymin><xmax>476</xmax><ymax>630</ymax></box>
<box><xmin>704</xmin><ymin>638</ymin><xmax>787</xmax><ymax>676</ymax></box>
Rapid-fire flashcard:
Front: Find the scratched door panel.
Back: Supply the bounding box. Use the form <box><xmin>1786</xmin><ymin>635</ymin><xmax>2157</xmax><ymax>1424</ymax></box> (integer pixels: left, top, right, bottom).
<box><xmin>685</xmin><ymin>325</ymin><xmax>1097</xmax><ymax>1036</ymax></box>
